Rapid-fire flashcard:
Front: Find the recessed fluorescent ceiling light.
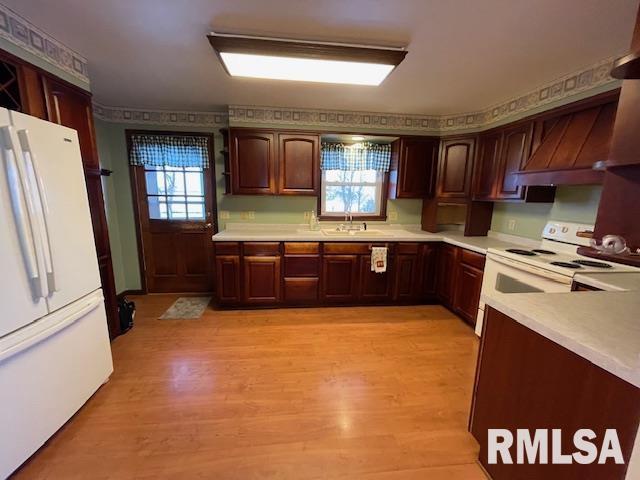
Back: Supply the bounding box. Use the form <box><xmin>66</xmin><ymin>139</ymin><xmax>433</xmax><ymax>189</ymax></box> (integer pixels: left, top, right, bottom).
<box><xmin>207</xmin><ymin>33</ymin><xmax>407</xmax><ymax>86</ymax></box>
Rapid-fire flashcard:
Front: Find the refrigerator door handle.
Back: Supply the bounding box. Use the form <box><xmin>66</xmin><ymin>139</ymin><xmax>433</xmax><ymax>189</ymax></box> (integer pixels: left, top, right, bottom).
<box><xmin>18</xmin><ymin>128</ymin><xmax>56</xmax><ymax>292</ymax></box>
<box><xmin>1</xmin><ymin>126</ymin><xmax>46</xmax><ymax>299</ymax></box>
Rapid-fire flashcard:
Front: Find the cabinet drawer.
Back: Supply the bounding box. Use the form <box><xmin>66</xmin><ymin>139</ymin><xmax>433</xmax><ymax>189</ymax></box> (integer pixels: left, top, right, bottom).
<box><xmin>460</xmin><ymin>248</ymin><xmax>485</xmax><ymax>270</ymax></box>
<box><xmin>396</xmin><ymin>242</ymin><xmax>420</xmax><ymax>254</ymax></box>
<box><xmin>284</xmin><ymin>278</ymin><xmax>319</xmax><ymax>303</ymax></box>
<box><xmin>243</xmin><ymin>242</ymin><xmax>281</xmax><ymax>256</ymax></box>
<box><xmin>284</xmin><ymin>255</ymin><xmax>320</xmax><ymax>277</ymax></box>
<box><xmin>284</xmin><ymin>242</ymin><xmax>319</xmax><ymax>254</ymax></box>
<box><xmin>215</xmin><ymin>242</ymin><xmax>240</xmax><ymax>255</ymax></box>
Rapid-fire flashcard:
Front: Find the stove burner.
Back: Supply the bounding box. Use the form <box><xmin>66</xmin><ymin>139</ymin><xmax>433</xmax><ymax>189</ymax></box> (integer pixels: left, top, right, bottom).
<box><xmin>531</xmin><ymin>249</ymin><xmax>557</xmax><ymax>255</ymax></box>
<box><xmin>550</xmin><ymin>261</ymin><xmax>582</xmax><ymax>269</ymax></box>
<box><xmin>506</xmin><ymin>249</ymin><xmax>537</xmax><ymax>256</ymax></box>
<box><xmin>572</xmin><ymin>259</ymin><xmax>613</xmax><ymax>269</ymax></box>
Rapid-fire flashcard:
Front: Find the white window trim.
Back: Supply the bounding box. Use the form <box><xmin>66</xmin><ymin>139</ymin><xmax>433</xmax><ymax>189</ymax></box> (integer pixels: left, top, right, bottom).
<box><xmin>320</xmin><ymin>170</ymin><xmax>385</xmax><ymax>217</ymax></box>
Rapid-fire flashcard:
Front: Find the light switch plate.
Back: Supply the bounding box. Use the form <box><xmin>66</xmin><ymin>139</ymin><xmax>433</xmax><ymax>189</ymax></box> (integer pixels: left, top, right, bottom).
<box><xmin>389</xmin><ymin>211</ymin><xmax>398</xmax><ymax>221</ymax></box>
<box><xmin>220</xmin><ymin>210</ymin><xmax>230</xmax><ymax>219</ymax></box>
<box><xmin>247</xmin><ymin>211</ymin><xmax>255</xmax><ymax>219</ymax></box>
<box><xmin>508</xmin><ymin>219</ymin><xmax>517</xmax><ymax>231</ymax></box>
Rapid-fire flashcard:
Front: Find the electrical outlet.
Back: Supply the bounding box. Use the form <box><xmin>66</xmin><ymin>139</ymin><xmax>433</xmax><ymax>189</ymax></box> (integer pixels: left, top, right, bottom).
<box><xmin>220</xmin><ymin>211</ymin><xmax>230</xmax><ymax>220</ymax></box>
<box><xmin>303</xmin><ymin>211</ymin><xmax>311</xmax><ymax>220</ymax></box>
<box><xmin>388</xmin><ymin>211</ymin><xmax>398</xmax><ymax>221</ymax></box>
<box><xmin>508</xmin><ymin>219</ymin><xmax>517</xmax><ymax>231</ymax></box>
<box><xmin>240</xmin><ymin>211</ymin><xmax>249</xmax><ymax>220</ymax></box>
<box><xmin>247</xmin><ymin>211</ymin><xmax>255</xmax><ymax>220</ymax></box>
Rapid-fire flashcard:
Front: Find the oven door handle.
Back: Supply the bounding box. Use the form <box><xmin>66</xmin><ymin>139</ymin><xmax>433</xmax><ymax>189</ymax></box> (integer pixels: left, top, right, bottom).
<box><xmin>488</xmin><ymin>254</ymin><xmax>573</xmax><ymax>285</ymax></box>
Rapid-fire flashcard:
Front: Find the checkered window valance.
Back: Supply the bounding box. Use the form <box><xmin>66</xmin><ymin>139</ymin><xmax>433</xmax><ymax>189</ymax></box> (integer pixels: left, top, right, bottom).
<box><xmin>320</xmin><ymin>142</ymin><xmax>391</xmax><ymax>172</ymax></box>
<box><xmin>129</xmin><ymin>134</ymin><xmax>210</xmax><ymax>168</ymax></box>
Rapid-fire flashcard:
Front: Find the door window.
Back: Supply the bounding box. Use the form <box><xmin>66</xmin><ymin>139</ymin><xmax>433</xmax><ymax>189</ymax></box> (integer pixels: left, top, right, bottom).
<box><xmin>144</xmin><ymin>165</ymin><xmax>205</xmax><ymax>220</ymax></box>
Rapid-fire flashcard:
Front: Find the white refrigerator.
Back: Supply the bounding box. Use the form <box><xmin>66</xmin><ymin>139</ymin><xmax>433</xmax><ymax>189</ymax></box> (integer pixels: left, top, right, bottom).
<box><xmin>0</xmin><ymin>108</ymin><xmax>113</xmax><ymax>478</ymax></box>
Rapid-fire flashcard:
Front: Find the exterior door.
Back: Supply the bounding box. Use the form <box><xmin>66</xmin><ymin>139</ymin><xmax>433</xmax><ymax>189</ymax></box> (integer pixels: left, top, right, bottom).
<box><xmin>130</xmin><ymin>132</ymin><xmax>217</xmax><ymax>293</ymax></box>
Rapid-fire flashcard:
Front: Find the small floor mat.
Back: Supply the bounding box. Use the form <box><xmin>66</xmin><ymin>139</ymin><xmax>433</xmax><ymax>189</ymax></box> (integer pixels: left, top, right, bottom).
<box><xmin>159</xmin><ymin>297</ymin><xmax>211</xmax><ymax>319</ymax></box>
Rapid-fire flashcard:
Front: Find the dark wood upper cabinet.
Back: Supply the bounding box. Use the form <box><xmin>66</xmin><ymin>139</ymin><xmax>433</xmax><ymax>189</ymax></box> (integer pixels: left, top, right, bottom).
<box><xmin>436</xmin><ymin>136</ymin><xmax>476</xmax><ymax>199</ymax></box>
<box><xmin>473</xmin><ymin>131</ymin><xmax>502</xmax><ymax>200</ymax></box>
<box><xmin>495</xmin><ymin>122</ymin><xmax>533</xmax><ymax>199</ymax></box>
<box><xmin>43</xmin><ymin>77</ymin><xmax>100</xmax><ymax>170</ymax></box>
<box><xmin>229</xmin><ymin>129</ymin><xmax>277</xmax><ymax>194</ymax></box>
<box><xmin>277</xmin><ymin>133</ymin><xmax>319</xmax><ymax>195</ymax></box>
<box><xmin>389</xmin><ymin>137</ymin><xmax>439</xmax><ymax>199</ymax></box>
<box><xmin>243</xmin><ymin>255</ymin><xmax>281</xmax><ymax>304</ymax></box>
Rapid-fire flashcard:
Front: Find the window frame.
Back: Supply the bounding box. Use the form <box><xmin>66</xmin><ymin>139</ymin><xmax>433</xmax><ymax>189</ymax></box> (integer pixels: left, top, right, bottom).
<box><xmin>318</xmin><ymin>168</ymin><xmax>389</xmax><ymax>221</ymax></box>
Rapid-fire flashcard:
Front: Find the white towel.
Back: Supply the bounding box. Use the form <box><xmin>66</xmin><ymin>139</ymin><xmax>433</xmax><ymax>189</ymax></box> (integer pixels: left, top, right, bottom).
<box><xmin>371</xmin><ymin>246</ymin><xmax>387</xmax><ymax>273</ymax></box>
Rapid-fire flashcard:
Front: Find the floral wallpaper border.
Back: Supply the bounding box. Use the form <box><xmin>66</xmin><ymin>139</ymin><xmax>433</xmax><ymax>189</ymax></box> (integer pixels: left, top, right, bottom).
<box><xmin>94</xmin><ymin>56</ymin><xmax>620</xmax><ymax>133</ymax></box>
<box><xmin>0</xmin><ymin>4</ymin><xmax>89</xmax><ymax>84</ymax></box>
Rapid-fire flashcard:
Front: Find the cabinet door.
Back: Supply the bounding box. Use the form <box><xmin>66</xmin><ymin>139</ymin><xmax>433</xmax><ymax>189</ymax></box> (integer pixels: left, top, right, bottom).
<box><xmin>495</xmin><ymin>123</ymin><xmax>533</xmax><ymax>200</ymax></box>
<box><xmin>453</xmin><ymin>263</ymin><xmax>484</xmax><ymax>326</ymax></box>
<box><xmin>215</xmin><ymin>255</ymin><xmax>241</xmax><ymax>304</ymax></box>
<box><xmin>394</xmin><ymin>254</ymin><xmax>419</xmax><ymax>300</ymax></box>
<box><xmin>322</xmin><ymin>255</ymin><xmax>358</xmax><ymax>303</ymax></box>
<box><xmin>436</xmin><ymin>244</ymin><xmax>459</xmax><ymax>306</ymax></box>
<box><xmin>359</xmin><ymin>255</ymin><xmax>393</xmax><ymax>302</ymax></box>
<box><xmin>278</xmin><ymin>134</ymin><xmax>319</xmax><ymax>195</ymax></box>
<box><xmin>436</xmin><ymin>137</ymin><xmax>476</xmax><ymax>199</ymax></box>
<box><xmin>393</xmin><ymin>138</ymin><xmax>439</xmax><ymax>198</ymax></box>
<box><xmin>243</xmin><ymin>255</ymin><xmax>281</xmax><ymax>304</ymax></box>
<box><xmin>43</xmin><ymin>77</ymin><xmax>100</xmax><ymax>170</ymax></box>
<box><xmin>473</xmin><ymin>131</ymin><xmax>502</xmax><ymax>200</ymax></box>
<box><xmin>230</xmin><ymin>129</ymin><xmax>276</xmax><ymax>194</ymax></box>
<box><xmin>419</xmin><ymin>243</ymin><xmax>438</xmax><ymax>298</ymax></box>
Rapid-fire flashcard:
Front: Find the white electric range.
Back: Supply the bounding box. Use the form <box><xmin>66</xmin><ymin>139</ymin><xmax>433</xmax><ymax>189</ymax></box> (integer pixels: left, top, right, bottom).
<box><xmin>475</xmin><ymin>221</ymin><xmax>640</xmax><ymax>336</ymax></box>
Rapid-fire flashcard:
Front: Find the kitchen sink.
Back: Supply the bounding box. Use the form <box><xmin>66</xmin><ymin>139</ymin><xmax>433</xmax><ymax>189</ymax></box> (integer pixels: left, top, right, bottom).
<box><xmin>321</xmin><ymin>228</ymin><xmax>385</xmax><ymax>236</ymax></box>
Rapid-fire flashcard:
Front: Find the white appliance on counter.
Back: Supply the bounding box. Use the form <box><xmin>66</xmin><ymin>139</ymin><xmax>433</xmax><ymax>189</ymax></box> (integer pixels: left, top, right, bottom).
<box><xmin>475</xmin><ymin>221</ymin><xmax>640</xmax><ymax>336</ymax></box>
<box><xmin>0</xmin><ymin>108</ymin><xmax>113</xmax><ymax>478</ymax></box>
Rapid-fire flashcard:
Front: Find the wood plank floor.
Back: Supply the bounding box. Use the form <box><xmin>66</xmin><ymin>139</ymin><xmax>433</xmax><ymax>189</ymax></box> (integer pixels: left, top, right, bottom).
<box><xmin>13</xmin><ymin>296</ymin><xmax>486</xmax><ymax>479</ymax></box>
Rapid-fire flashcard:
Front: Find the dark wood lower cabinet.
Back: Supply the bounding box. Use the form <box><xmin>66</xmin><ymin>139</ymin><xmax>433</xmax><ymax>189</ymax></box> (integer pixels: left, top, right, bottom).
<box><xmin>470</xmin><ymin>307</ymin><xmax>640</xmax><ymax>480</ymax></box>
<box><xmin>419</xmin><ymin>244</ymin><xmax>438</xmax><ymax>298</ymax></box>
<box><xmin>436</xmin><ymin>244</ymin><xmax>459</xmax><ymax>306</ymax></box>
<box><xmin>321</xmin><ymin>255</ymin><xmax>358</xmax><ymax>303</ymax></box>
<box><xmin>215</xmin><ymin>255</ymin><xmax>241</xmax><ymax>304</ymax></box>
<box><xmin>358</xmin><ymin>255</ymin><xmax>393</xmax><ymax>302</ymax></box>
<box><xmin>213</xmin><ymin>242</ymin><xmax>485</xmax><ymax>322</ymax></box>
<box><xmin>243</xmin><ymin>256</ymin><xmax>281</xmax><ymax>304</ymax></box>
<box><xmin>453</xmin><ymin>263</ymin><xmax>483</xmax><ymax>326</ymax></box>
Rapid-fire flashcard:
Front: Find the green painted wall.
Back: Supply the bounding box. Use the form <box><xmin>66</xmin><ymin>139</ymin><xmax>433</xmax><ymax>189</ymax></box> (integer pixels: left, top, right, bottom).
<box><xmin>94</xmin><ymin>119</ymin><xmax>423</xmax><ymax>292</ymax></box>
<box><xmin>491</xmin><ymin>185</ymin><xmax>603</xmax><ymax>239</ymax></box>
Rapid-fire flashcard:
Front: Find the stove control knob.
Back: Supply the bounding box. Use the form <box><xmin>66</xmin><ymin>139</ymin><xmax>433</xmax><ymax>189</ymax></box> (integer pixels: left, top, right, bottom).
<box><xmin>549</xmin><ymin>227</ymin><xmax>556</xmax><ymax>234</ymax></box>
<box><xmin>561</xmin><ymin>227</ymin><xmax>569</xmax><ymax>233</ymax></box>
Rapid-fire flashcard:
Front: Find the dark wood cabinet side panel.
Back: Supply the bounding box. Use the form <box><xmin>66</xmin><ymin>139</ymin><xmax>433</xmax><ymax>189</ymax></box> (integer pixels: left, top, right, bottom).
<box><xmin>420</xmin><ymin>244</ymin><xmax>438</xmax><ymax>297</ymax></box>
<box><xmin>452</xmin><ymin>263</ymin><xmax>483</xmax><ymax>326</ymax></box>
<box><xmin>471</xmin><ymin>307</ymin><xmax>640</xmax><ymax>480</ymax></box>
<box><xmin>436</xmin><ymin>244</ymin><xmax>459</xmax><ymax>306</ymax></box>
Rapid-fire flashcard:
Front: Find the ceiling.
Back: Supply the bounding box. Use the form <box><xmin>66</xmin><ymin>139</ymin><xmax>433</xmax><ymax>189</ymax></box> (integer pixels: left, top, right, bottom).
<box><xmin>6</xmin><ymin>0</ymin><xmax>639</xmax><ymax>115</ymax></box>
